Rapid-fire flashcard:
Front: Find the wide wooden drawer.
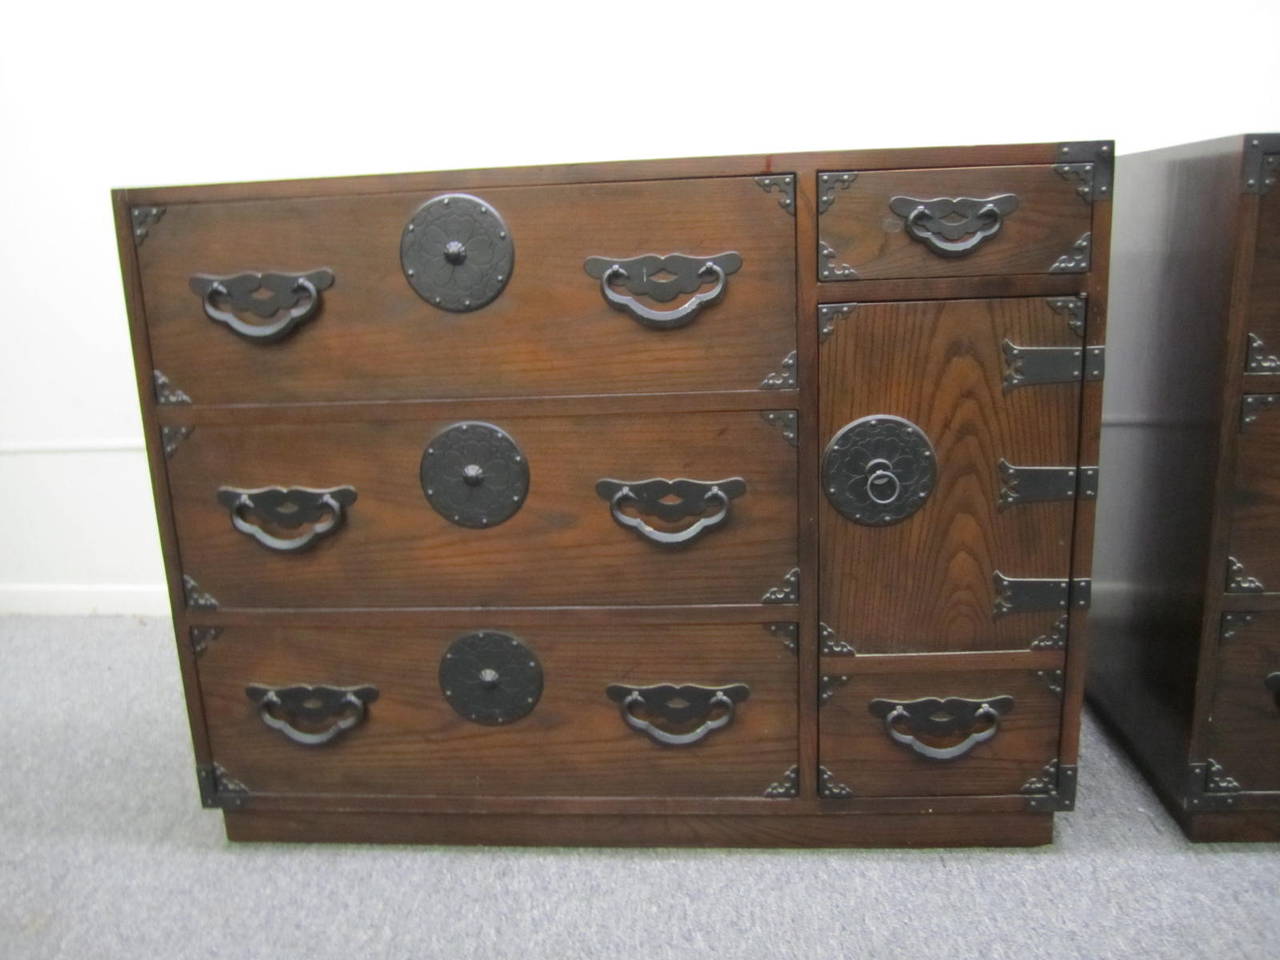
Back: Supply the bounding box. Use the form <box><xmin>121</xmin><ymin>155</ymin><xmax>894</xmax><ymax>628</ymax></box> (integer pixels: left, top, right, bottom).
<box><xmin>816</xmin><ymin>165</ymin><xmax>1093</xmax><ymax>281</ymax></box>
<box><xmin>1229</xmin><ymin>397</ymin><xmax>1280</xmax><ymax>593</ymax></box>
<box><xmin>818</xmin><ymin>297</ymin><xmax>1086</xmax><ymax>653</ymax></box>
<box><xmin>1205</xmin><ymin>612</ymin><xmax>1280</xmax><ymax>794</ymax></box>
<box><xmin>195</xmin><ymin>618</ymin><xmax>797</xmax><ymax>798</ymax></box>
<box><xmin>136</xmin><ymin>177</ymin><xmax>797</xmax><ymax>405</ymax></box>
<box><xmin>817</xmin><ymin>654</ymin><xmax>1064</xmax><ymax>798</ymax></box>
<box><xmin>167</xmin><ymin>409</ymin><xmax>798</xmax><ymax>608</ymax></box>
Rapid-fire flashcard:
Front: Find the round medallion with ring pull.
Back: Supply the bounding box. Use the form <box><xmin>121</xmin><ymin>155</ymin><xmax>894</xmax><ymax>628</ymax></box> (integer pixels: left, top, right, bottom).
<box><xmin>822</xmin><ymin>414</ymin><xmax>936</xmax><ymax>526</ymax></box>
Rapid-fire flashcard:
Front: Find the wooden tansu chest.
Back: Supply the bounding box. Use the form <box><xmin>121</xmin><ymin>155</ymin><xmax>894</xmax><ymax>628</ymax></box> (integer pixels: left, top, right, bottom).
<box><xmin>1091</xmin><ymin>134</ymin><xmax>1280</xmax><ymax>842</ymax></box>
<box><xmin>114</xmin><ymin>141</ymin><xmax>1111</xmax><ymax>847</ymax></box>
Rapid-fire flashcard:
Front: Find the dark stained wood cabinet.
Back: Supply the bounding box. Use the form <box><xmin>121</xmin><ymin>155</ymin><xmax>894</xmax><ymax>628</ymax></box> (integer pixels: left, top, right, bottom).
<box><xmin>1090</xmin><ymin>134</ymin><xmax>1280</xmax><ymax>842</ymax></box>
<box><xmin>114</xmin><ymin>140</ymin><xmax>1111</xmax><ymax>847</ymax></box>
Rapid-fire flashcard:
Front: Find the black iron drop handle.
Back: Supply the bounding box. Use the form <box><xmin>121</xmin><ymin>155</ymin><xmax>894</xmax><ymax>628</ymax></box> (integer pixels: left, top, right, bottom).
<box><xmin>868</xmin><ymin>696</ymin><xmax>1015</xmax><ymax>760</ymax></box>
<box><xmin>606</xmin><ymin>683</ymin><xmax>751</xmax><ymax>746</ymax></box>
<box><xmin>583</xmin><ymin>252</ymin><xmax>742</xmax><ymax>329</ymax></box>
<box><xmin>189</xmin><ymin>269</ymin><xmax>335</xmax><ymax>342</ymax></box>
<box><xmin>596</xmin><ymin>477</ymin><xmax>747</xmax><ymax>546</ymax></box>
<box><xmin>217</xmin><ymin>486</ymin><xmax>357</xmax><ymax>553</ymax></box>
<box><xmin>888</xmin><ymin>195</ymin><xmax>1019</xmax><ymax>258</ymax></box>
<box><xmin>245</xmin><ymin>684</ymin><xmax>379</xmax><ymax>746</ymax></box>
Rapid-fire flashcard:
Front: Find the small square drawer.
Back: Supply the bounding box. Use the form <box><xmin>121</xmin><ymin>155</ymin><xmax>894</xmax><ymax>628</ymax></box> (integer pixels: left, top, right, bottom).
<box><xmin>194</xmin><ymin>618</ymin><xmax>797</xmax><ymax>798</ymax></box>
<box><xmin>135</xmin><ymin>176</ymin><xmax>796</xmax><ymax>405</ymax></box>
<box><xmin>166</xmin><ymin>409</ymin><xmax>798</xmax><ymax>609</ymax></box>
<box><xmin>817</xmin><ymin>165</ymin><xmax>1094</xmax><ymax>281</ymax></box>
<box><xmin>1205</xmin><ymin>612</ymin><xmax>1280</xmax><ymax>794</ymax></box>
<box><xmin>817</xmin><ymin>654</ymin><xmax>1063</xmax><ymax>798</ymax></box>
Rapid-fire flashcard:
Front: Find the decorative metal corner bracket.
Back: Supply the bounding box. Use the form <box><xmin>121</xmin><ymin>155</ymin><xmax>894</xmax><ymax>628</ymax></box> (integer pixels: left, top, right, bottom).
<box><xmin>817</xmin><ymin>172</ymin><xmax>856</xmax><ymax>214</ymax></box>
<box><xmin>1227</xmin><ymin>555</ymin><xmax>1265</xmax><ymax>593</ymax></box>
<box><xmin>1186</xmin><ymin>759</ymin><xmax>1243</xmax><ymax>811</ymax></box>
<box><xmin>819</xmin><ymin>674</ymin><xmax>851</xmax><ymax>706</ymax></box>
<box><xmin>1028</xmin><ymin>614</ymin><xmax>1070</xmax><ymax>650</ymax></box>
<box><xmin>760</xmin><ymin>410</ymin><xmax>798</xmax><ymax>447</ymax></box>
<box><xmin>993</xmin><ymin>572</ymin><xmax>1091</xmax><ymax>617</ymax></box>
<box><xmin>161</xmin><ymin>425</ymin><xmax>192</xmax><ymax>459</ymax></box>
<box><xmin>1242</xmin><ymin>394</ymin><xmax>1280</xmax><ymax>429</ymax></box>
<box><xmin>762</xmin><ymin>566</ymin><xmax>800</xmax><ymax>604</ymax></box>
<box><xmin>819</xmin><ymin>241</ymin><xmax>857</xmax><ymax>280</ymax></box>
<box><xmin>197</xmin><ymin>762</ymin><xmax>248</xmax><ymax>810</ymax></box>
<box><xmin>131</xmin><ymin>206</ymin><xmax>165</xmax><ymax>245</ymax></box>
<box><xmin>765</xmin><ymin>621</ymin><xmax>799</xmax><ymax>654</ymax></box>
<box><xmin>1049</xmin><ymin>232</ymin><xmax>1091</xmax><ymax>273</ymax></box>
<box><xmin>1242</xmin><ymin>135</ymin><xmax>1280</xmax><ymax>194</ymax></box>
<box><xmin>188</xmin><ymin>626</ymin><xmax>223</xmax><ymax>657</ymax></box>
<box><xmin>820</xmin><ymin>622</ymin><xmax>856</xmax><ymax>655</ymax></box>
<box><xmin>761</xmin><ymin>350</ymin><xmax>798</xmax><ymax>389</ymax></box>
<box><xmin>1246</xmin><ymin>333</ymin><xmax>1280</xmax><ymax>373</ymax></box>
<box><xmin>999</xmin><ymin>460</ymin><xmax>1098</xmax><ymax>507</ymax></box>
<box><xmin>764</xmin><ymin>764</ymin><xmax>800</xmax><ymax>798</ymax></box>
<box><xmin>818</xmin><ymin>303</ymin><xmax>857</xmax><ymax>342</ymax></box>
<box><xmin>182</xmin><ymin>574</ymin><xmax>218</xmax><ymax>610</ymax></box>
<box><xmin>754</xmin><ymin>174</ymin><xmax>796</xmax><ymax>216</ymax></box>
<box><xmin>1220</xmin><ymin>612</ymin><xmax>1256</xmax><ymax>641</ymax></box>
<box><xmin>1021</xmin><ymin>759</ymin><xmax>1077</xmax><ymax>811</ymax></box>
<box><xmin>1036</xmin><ymin>669</ymin><xmax>1065</xmax><ymax>697</ymax></box>
<box><xmin>819</xmin><ymin>765</ymin><xmax>853</xmax><ymax>798</ymax></box>
<box><xmin>153</xmin><ymin>370</ymin><xmax>192</xmax><ymax>405</ymax></box>
<box><xmin>1046</xmin><ymin>295</ymin><xmax>1087</xmax><ymax>337</ymax></box>
<box><xmin>1055</xmin><ymin>142</ymin><xmax>1113</xmax><ymax>201</ymax></box>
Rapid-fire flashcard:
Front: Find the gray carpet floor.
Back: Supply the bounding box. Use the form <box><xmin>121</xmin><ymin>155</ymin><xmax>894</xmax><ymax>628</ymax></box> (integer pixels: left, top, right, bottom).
<box><xmin>1</xmin><ymin>615</ymin><xmax>1276</xmax><ymax>959</ymax></box>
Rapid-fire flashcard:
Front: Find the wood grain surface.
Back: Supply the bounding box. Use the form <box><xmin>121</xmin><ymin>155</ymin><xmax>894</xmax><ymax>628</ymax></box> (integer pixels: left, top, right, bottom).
<box><xmin>816</xmin><ymin>165</ymin><xmax>1092</xmax><ymax>280</ymax></box>
<box><xmin>198</xmin><ymin>621</ymin><xmax>796</xmax><ymax>798</ymax></box>
<box><xmin>137</xmin><ymin>177</ymin><xmax>795</xmax><ymax>404</ymax></box>
<box><xmin>819</xmin><ymin>297</ymin><xmax>1081</xmax><ymax>653</ymax></box>
<box><xmin>1204</xmin><ymin>611</ymin><xmax>1280</xmax><ymax>792</ymax></box>
<box><xmin>1229</xmin><ymin>397</ymin><xmax>1280</xmax><ymax>592</ymax></box>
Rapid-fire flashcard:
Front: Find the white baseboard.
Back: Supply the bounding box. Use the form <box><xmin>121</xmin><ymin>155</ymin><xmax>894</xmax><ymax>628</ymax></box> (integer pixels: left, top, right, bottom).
<box><xmin>0</xmin><ymin>584</ymin><xmax>171</xmax><ymax>616</ymax></box>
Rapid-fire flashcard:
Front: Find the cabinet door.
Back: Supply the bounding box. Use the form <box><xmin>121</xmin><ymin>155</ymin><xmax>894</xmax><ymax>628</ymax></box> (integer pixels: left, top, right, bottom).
<box><xmin>819</xmin><ymin>297</ymin><xmax>1087</xmax><ymax>654</ymax></box>
<box><xmin>1204</xmin><ymin>612</ymin><xmax>1280</xmax><ymax>794</ymax></box>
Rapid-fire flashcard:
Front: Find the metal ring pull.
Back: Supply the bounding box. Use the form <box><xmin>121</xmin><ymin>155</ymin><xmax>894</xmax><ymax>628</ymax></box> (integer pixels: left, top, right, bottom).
<box><xmin>888</xmin><ymin>195</ymin><xmax>1019</xmax><ymax>258</ymax></box>
<box><xmin>245</xmin><ymin>684</ymin><xmax>378</xmax><ymax>746</ymax></box>
<box><xmin>606</xmin><ymin>683</ymin><xmax>751</xmax><ymax>746</ymax></box>
<box><xmin>864</xmin><ymin>459</ymin><xmax>901</xmax><ymax>505</ymax></box>
<box><xmin>216</xmin><ymin>486</ymin><xmax>357</xmax><ymax>553</ymax></box>
<box><xmin>823</xmin><ymin>416</ymin><xmax>936</xmax><ymax>525</ymax></box>
<box><xmin>583</xmin><ymin>252</ymin><xmax>742</xmax><ymax>330</ymax></box>
<box><xmin>189</xmin><ymin>270</ymin><xmax>335</xmax><ymax>343</ymax></box>
<box><xmin>596</xmin><ymin>477</ymin><xmax>747</xmax><ymax>546</ymax></box>
<box><xmin>868</xmin><ymin>695</ymin><xmax>1015</xmax><ymax>761</ymax></box>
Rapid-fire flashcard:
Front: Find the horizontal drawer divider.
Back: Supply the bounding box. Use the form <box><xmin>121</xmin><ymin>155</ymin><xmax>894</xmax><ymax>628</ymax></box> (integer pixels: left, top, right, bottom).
<box><xmin>816</xmin><ymin>274</ymin><xmax>1086</xmax><ymax>304</ymax></box>
<box><xmin>181</xmin><ymin>604</ymin><xmax>797</xmax><ymax>628</ymax></box>
<box><xmin>819</xmin><ymin>649</ymin><xmax>1065</xmax><ymax>673</ymax></box>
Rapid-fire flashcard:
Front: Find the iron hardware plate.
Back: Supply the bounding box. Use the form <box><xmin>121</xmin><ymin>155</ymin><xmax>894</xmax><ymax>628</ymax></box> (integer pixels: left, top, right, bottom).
<box><xmin>762</xmin><ymin>566</ymin><xmax>799</xmax><ymax>604</ymax></box>
<box><xmin>754</xmin><ymin>174</ymin><xmax>796</xmax><ymax>215</ymax></box>
<box><xmin>765</xmin><ymin>622</ymin><xmax>798</xmax><ymax>653</ymax></box>
<box><xmin>1028</xmin><ymin>614</ymin><xmax>1069</xmax><ymax>650</ymax></box>
<box><xmin>1186</xmin><ymin>759</ymin><xmax>1243</xmax><ymax>811</ymax></box>
<box><xmin>764</xmin><ymin>765</ymin><xmax>799</xmax><ymax>798</ymax></box>
<box><xmin>1246</xmin><ymin>332</ymin><xmax>1280</xmax><ymax>373</ymax></box>
<box><xmin>188</xmin><ymin>626</ymin><xmax>222</xmax><ymax>658</ymax></box>
<box><xmin>131</xmin><ymin>205</ymin><xmax>164</xmax><ymax>244</ymax></box>
<box><xmin>420</xmin><ymin>421</ymin><xmax>528</xmax><ymax>528</ymax></box>
<box><xmin>760</xmin><ymin>409</ymin><xmax>798</xmax><ymax>447</ymax></box>
<box><xmin>819</xmin><ymin>240</ymin><xmax>856</xmax><ymax>280</ymax></box>
<box><xmin>818</xmin><ymin>302</ymin><xmax>856</xmax><ymax>342</ymax></box>
<box><xmin>595</xmin><ymin>477</ymin><xmax>746</xmax><ymax>546</ymax></box>
<box><xmin>1046</xmin><ymin>295</ymin><xmax>1087</xmax><ymax>337</ymax></box>
<box><xmin>820</xmin><ymin>622</ymin><xmax>855</xmax><ymax>655</ymax></box>
<box><xmin>1227</xmin><ymin>555</ymin><xmax>1265</xmax><ymax>593</ymax></box>
<box><xmin>1242</xmin><ymin>394</ymin><xmax>1280</xmax><ymax>428</ymax></box>
<box><xmin>870</xmin><ymin>696</ymin><xmax>1014</xmax><ymax>761</ymax></box>
<box><xmin>606</xmin><ymin>682</ymin><xmax>750</xmax><ymax>746</ymax></box>
<box><xmin>440</xmin><ymin>631</ymin><xmax>543</xmax><ymax>725</ymax></box>
<box><xmin>216</xmin><ymin>486</ymin><xmax>357</xmax><ymax>553</ymax></box>
<box><xmin>197</xmin><ymin>763</ymin><xmax>248</xmax><ymax>810</ymax></box>
<box><xmin>761</xmin><ymin>350</ymin><xmax>797</xmax><ymax>389</ymax></box>
<box><xmin>189</xmin><ymin>270</ymin><xmax>334</xmax><ymax>343</ymax></box>
<box><xmin>1055</xmin><ymin>141</ymin><xmax>1113</xmax><ymax>201</ymax></box>
<box><xmin>161</xmin><ymin>425</ymin><xmax>192</xmax><ymax>459</ymax></box>
<box><xmin>998</xmin><ymin>460</ymin><xmax>1098</xmax><ymax>506</ymax></box>
<box><xmin>152</xmin><ymin>370</ymin><xmax>191</xmax><ymax>405</ymax></box>
<box><xmin>993</xmin><ymin>572</ymin><xmax>1090</xmax><ymax>617</ymax></box>
<box><xmin>1242</xmin><ymin>134</ymin><xmax>1280</xmax><ymax>194</ymax></box>
<box><xmin>401</xmin><ymin>193</ymin><xmax>513</xmax><ymax>312</ymax></box>
<box><xmin>1050</xmin><ymin>232</ymin><xmax>1091</xmax><ymax>273</ymax></box>
<box><xmin>823</xmin><ymin>415</ymin><xmax>936</xmax><ymax>526</ymax></box>
<box><xmin>889</xmin><ymin>194</ymin><xmax>1019</xmax><ymax>258</ymax></box>
<box><xmin>818</xmin><ymin>765</ymin><xmax>853</xmax><ymax>798</ymax></box>
<box><xmin>817</xmin><ymin>172</ymin><xmax>856</xmax><ymax>214</ymax></box>
<box><xmin>182</xmin><ymin>574</ymin><xmax>217</xmax><ymax>610</ymax></box>
<box><xmin>819</xmin><ymin>674</ymin><xmax>851</xmax><ymax>706</ymax></box>
<box><xmin>1022</xmin><ymin>759</ymin><xmax>1077</xmax><ymax>811</ymax></box>
<box><xmin>1002</xmin><ymin>340</ymin><xmax>1104</xmax><ymax>390</ymax></box>
<box><xmin>245</xmin><ymin>684</ymin><xmax>378</xmax><ymax>746</ymax></box>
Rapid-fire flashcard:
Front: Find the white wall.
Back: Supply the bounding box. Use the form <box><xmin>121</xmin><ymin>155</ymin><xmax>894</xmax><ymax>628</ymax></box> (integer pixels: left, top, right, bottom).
<box><xmin>2</xmin><ymin>0</ymin><xmax>1279</xmax><ymax>614</ymax></box>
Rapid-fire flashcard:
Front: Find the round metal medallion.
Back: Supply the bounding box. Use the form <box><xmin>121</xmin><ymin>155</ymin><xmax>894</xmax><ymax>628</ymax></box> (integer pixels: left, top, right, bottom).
<box><xmin>401</xmin><ymin>193</ymin><xmax>514</xmax><ymax>312</ymax></box>
<box><xmin>420</xmin><ymin>421</ymin><xmax>529</xmax><ymax>528</ymax></box>
<box><xmin>439</xmin><ymin>631</ymin><xmax>543</xmax><ymax>725</ymax></box>
<box><xmin>822</xmin><ymin>415</ymin><xmax>936</xmax><ymax>526</ymax></box>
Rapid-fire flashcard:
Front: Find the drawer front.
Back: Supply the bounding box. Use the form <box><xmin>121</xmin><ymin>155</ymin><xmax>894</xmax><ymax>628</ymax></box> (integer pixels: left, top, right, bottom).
<box><xmin>1243</xmin><ymin>172</ymin><xmax>1280</xmax><ymax>373</ymax></box>
<box><xmin>817</xmin><ymin>658</ymin><xmax>1063</xmax><ymax>798</ymax></box>
<box><xmin>1205</xmin><ymin>613</ymin><xmax>1280</xmax><ymax>793</ymax></box>
<box><xmin>819</xmin><ymin>297</ymin><xmax>1085</xmax><ymax>653</ymax></box>
<box><xmin>137</xmin><ymin>177</ymin><xmax>796</xmax><ymax>404</ymax></box>
<box><xmin>817</xmin><ymin>165</ymin><xmax>1093</xmax><ymax>281</ymax></box>
<box><xmin>196</xmin><ymin>620</ymin><xmax>797</xmax><ymax>798</ymax></box>
<box><xmin>1230</xmin><ymin>397</ymin><xmax>1280</xmax><ymax>593</ymax></box>
<box><xmin>166</xmin><ymin>410</ymin><xmax>797</xmax><ymax>608</ymax></box>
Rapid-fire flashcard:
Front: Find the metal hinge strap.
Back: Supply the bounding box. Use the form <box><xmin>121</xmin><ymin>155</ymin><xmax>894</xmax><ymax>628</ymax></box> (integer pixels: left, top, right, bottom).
<box><xmin>993</xmin><ymin>572</ymin><xmax>1090</xmax><ymax>617</ymax></box>
<box><xmin>1002</xmin><ymin>340</ymin><xmax>1104</xmax><ymax>390</ymax></box>
<box><xmin>999</xmin><ymin>460</ymin><xmax>1098</xmax><ymax>506</ymax></box>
